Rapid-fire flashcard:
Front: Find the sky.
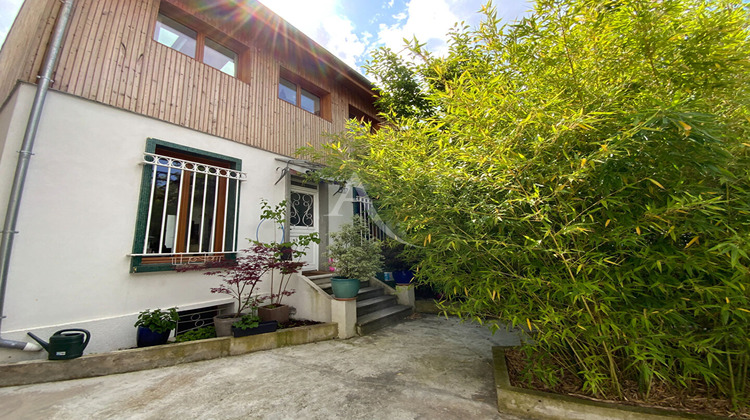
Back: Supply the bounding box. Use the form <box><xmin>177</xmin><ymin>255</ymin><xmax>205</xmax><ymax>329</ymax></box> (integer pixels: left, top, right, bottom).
<box><xmin>0</xmin><ymin>0</ymin><xmax>532</xmax><ymax>73</ymax></box>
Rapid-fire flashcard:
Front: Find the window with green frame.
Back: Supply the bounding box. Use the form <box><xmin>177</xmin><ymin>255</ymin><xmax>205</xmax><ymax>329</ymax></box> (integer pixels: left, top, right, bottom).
<box><xmin>131</xmin><ymin>139</ymin><xmax>245</xmax><ymax>272</ymax></box>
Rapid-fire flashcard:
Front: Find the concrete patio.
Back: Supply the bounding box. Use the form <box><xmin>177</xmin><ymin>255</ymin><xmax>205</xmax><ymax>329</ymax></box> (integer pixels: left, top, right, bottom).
<box><xmin>0</xmin><ymin>314</ymin><xmax>526</xmax><ymax>419</ymax></box>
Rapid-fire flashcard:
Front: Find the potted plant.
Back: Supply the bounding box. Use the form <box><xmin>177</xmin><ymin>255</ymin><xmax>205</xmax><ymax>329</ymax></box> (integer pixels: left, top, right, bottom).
<box><xmin>255</xmin><ymin>199</ymin><xmax>319</xmax><ymax>324</ymax></box>
<box><xmin>327</xmin><ymin>215</ymin><xmax>384</xmax><ymax>299</ymax></box>
<box><xmin>134</xmin><ymin>307</ymin><xmax>179</xmax><ymax>347</ymax></box>
<box><xmin>178</xmin><ymin>200</ymin><xmax>319</xmax><ymax>330</ymax></box>
<box><xmin>177</xmin><ymin>246</ymin><xmax>270</xmax><ymax>337</ymax></box>
<box><xmin>382</xmin><ymin>240</ymin><xmax>417</xmax><ymax>285</ymax></box>
<box><xmin>231</xmin><ymin>313</ymin><xmax>278</xmax><ymax>337</ymax></box>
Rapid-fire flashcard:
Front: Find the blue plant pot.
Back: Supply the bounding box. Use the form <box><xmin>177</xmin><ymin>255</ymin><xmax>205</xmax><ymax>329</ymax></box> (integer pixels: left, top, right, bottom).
<box><xmin>331</xmin><ymin>277</ymin><xmax>360</xmax><ymax>299</ymax></box>
<box><xmin>393</xmin><ymin>270</ymin><xmax>414</xmax><ymax>285</ymax></box>
<box><xmin>136</xmin><ymin>326</ymin><xmax>170</xmax><ymax>347</ymax></box>
<box><xmin>232</xmin><ymin>321</ymin><xmax>278</xmax><ymax>337</ymax></box>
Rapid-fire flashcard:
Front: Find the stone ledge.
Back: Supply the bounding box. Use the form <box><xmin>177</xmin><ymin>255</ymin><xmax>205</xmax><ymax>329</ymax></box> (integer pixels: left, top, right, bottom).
<box><xmin>492</xmin><ymin>347</ymin><xmax>726</xmax><ymax>420</ymax></box>
<box><xmin>0</xmin><ymin>322</ymin><xmax>338</xmax><ymax>387</ymax></box>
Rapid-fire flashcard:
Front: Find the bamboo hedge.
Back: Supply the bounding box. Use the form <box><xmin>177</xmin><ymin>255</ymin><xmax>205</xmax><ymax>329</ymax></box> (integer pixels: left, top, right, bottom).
<box><xmin>307</xmin><ymin>0</ymin><xmax>750</xmax><ymax>407</ymax></box>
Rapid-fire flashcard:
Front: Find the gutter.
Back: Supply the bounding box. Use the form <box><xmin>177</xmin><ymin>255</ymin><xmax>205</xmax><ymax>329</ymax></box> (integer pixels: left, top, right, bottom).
<box><xmin>0</xmin><ymin>0</ymin><xmax>75</xmax><ymax>351</ymax></box>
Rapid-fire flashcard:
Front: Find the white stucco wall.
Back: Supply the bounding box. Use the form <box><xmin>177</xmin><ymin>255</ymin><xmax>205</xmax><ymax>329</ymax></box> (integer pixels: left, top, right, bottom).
<box><xmin>325</xmin><ymin>184</ymin><xmax>355</xmax><ymax>254</ymax></box>
<box><xmin>284</xmin><ymin>273</ymin><xmax>332</xmax><ymax>323</ymax></box>
<box><xmin>0</xmin><ymin>84</ymin><xmax>329</xmax><ymax>362</ymax></box>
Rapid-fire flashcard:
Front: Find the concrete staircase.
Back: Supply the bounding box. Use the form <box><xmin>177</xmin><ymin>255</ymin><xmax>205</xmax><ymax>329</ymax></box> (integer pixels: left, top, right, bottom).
<box><xmin>305</xmin><ymin>272</ymin><xmax>412</xmax><ymax>335</ymax></box>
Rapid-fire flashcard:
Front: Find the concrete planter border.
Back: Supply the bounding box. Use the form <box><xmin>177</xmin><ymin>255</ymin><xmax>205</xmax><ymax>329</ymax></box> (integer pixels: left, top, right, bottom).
<box><xmin>492</xmin><ymin>347</ymin><xmax>726</xmax><ymax>420</ymax></box>
<box><xmin>0</xmin><ymin>322</ymin><xmax>338</xmax><ymax>387</ymax></box>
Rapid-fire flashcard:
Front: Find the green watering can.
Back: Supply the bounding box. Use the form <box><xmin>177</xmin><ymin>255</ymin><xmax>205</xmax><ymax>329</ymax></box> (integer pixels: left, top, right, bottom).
<box><xmin>27</xmin><ymin>329</ymin><xmax>90</xmax><ymax>360</ymax></box>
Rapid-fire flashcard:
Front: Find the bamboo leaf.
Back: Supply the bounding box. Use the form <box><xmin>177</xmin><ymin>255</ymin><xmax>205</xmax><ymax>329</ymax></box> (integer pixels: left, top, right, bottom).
<box><xmin>685</xmin><ymin>236</ymin><xmax>699</xmax><ymax>249</ymax></box>
<box><xmin>647</xmin><ymin>178</ymin><xmax>665</xmax><ymax>189</ymax></box>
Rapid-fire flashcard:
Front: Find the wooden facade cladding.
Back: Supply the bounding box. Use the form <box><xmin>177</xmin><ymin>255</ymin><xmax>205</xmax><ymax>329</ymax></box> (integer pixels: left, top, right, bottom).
<box><xmin>0</xmin><ymin>0</ymin><xmax>377</xmax><ymax>158</ymax></box>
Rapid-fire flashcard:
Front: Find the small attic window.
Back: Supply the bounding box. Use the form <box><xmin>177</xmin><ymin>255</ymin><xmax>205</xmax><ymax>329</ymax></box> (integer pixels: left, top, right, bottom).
<box><xmin>154</xmin><ymin>14</ymin><xmax>197</xmax><ymax>58</ymax></box>
<box><xmin>278</xmin><ymin>68</ymin><xmax>331</xmax><ymax>121</ymax></box>
<box><xmin>153</xmin><ymin>12</ymin><xmax>237</xmax><ymax>77</ymax></box>
<box><xmin>279</xmin><ymin>78</ymin><xmax>298</xmax><ymax>105</ymax></box>
<box><xmin>204</xmin><ymin>38</ymin><xmax>236</xmax><ymax>76</ymax></box>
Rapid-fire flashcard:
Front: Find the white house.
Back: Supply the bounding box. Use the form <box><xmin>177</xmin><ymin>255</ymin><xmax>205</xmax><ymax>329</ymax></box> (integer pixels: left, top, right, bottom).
<box><xmin>0</xmin><ymin>0</ymin><xmax>401</xmax><ymax>362</ymax></box>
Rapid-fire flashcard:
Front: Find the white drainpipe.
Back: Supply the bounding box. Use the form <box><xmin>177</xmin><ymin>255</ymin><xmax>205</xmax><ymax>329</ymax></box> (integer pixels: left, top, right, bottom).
<box><xmin>0</xmin><ymin>0</ymin><xmax>75</xmax><ymax>351</ymax></box>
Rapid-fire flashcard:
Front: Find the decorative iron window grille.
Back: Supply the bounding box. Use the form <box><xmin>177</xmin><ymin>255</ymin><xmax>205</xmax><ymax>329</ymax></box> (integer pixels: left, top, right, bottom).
<box><xmin>132</xmin><ymin>152</ymin><xmax>246</xmax><ymax>261</ymax></box>
<box><xmin>176</xmin><ymin>305</ymin><xmax>221</xmax><ymax>334</ymax></box>
<box><xmin>290</xmin><ymin>191</ymin><xmax>315</xmax><ymax>227</ymax></box>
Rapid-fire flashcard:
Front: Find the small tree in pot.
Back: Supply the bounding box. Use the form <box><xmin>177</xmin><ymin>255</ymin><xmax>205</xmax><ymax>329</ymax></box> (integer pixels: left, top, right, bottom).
<box><xmin>255</xmin><ymin>199</ymin><xmax>319</xmax><ymax>324</ymax></box>
<box><xmin>177</xmin><ymin>245</ymin><xmax>272</xmax><ymax>336</ymax></box>
<box><xmin>179</xmin><ymin>199</ymin><xmax>319</xmax><ymax>330</ymax></box>
<box><xmin>328</xmin><ymin>215</ymin><xmax>384</xmax><ymax>299</ymax></box>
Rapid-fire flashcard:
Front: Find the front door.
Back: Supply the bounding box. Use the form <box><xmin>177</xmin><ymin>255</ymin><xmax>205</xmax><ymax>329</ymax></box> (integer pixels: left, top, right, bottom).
<box><xmin>289</xmin><ymin>186</ymin><xmax>319</xmax><ymax>270</ymax></box>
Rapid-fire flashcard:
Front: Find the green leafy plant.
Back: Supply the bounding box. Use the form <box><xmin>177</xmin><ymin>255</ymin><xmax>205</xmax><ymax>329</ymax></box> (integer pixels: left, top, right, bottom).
<box><xmin>257</xmin><ymin>199</ymin><xmax>319</xmax><ymax>307</ymax></box>
<box><xmin>303</xmin><ymin>0</ymin><xmax>750</xmax><ymax>409</ymax></box>
<box><xmin>381</xmin><ymin>239</ymin><xmax>418</xmax><ymax>272</ymax></box>
<box><xmin>364</xmin><ymin>47</ymin><xmax>434</xmax><ymax>120</ymax></box>
<box><xmin>177</xmin><ymin>199</ymin><xmax>319</xmax><ymax>315</ymax></box>
<box><xmin>134</xmin><ymin>308</ymin><xmax>179</xmax><ymax>334</ymax></box>
<box><xmin>174</xmin><ymin>326</ymin><xmax>216</xmax><ymax>342</ymax></box>
<box><xmin>231</xmin><ymin>314</ymin><xmax>261</xmax><ymax>331</ymax></box>
<box><xmin>328</xmin><ymin>215</ymin><xmax>383</xmax><ymax>279</ymax></box>
<box><xmin>177</xmin><ymin>244</ymin><xmax>269</xmax><ymax>318</ymax></box>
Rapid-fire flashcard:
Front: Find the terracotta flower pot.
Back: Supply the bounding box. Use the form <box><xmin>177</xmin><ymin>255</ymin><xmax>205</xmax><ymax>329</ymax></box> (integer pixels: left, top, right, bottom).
<box><xmin>257</xmin><ymin>304</ymin><xmax>290</xmax><ymax>324</ymax></box>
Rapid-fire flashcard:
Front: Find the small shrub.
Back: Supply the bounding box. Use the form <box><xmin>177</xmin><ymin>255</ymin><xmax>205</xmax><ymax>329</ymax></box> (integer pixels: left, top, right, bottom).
<box><xmin>134</xmin><ymin>308</ymin><xmax>179</xmax><ymax>334</ymax></box>
<box><xmin>232</xmin><ymin>314</ymin><xmax>261</xmax><ymax>331</ymax></box>
<box><xmin>328</xmin><ymin>215</ymin><xmax>384</xmax><ymax>279</ymax></box>
<box><xmin>174</xmin><ymin>326</ymin><xmax>216</xmax><ymax>342</ymax></box>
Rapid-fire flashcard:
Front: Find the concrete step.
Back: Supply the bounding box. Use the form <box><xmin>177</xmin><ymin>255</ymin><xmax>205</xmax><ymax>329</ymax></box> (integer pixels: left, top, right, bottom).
<box><xmin>312</xmin><ymin>278</ymin><xmax>332</xmax><ymax>287</ymax></box>
<box><xmin>356</xmin><ymin>295</ymin><xmax>398</xmax><ymax>317</ymax></box>
<box><xmin>356</xmin><ymin>305</ymin><xmax>413</xmax><ymax>335</ymax></box>
<box><xmin>356</xmin><ymin>286</ymin><xmax>382</xmax><ymax>301</ymax></box>
<box><xmin>302</xmin><ymin>270</ymin><xmax>331</xmax><ymax>276</ymax></box>
<box><xmin>307</xmin><ymin>273</ymin><xmax>333</xmax><ymax>282</ymax></box>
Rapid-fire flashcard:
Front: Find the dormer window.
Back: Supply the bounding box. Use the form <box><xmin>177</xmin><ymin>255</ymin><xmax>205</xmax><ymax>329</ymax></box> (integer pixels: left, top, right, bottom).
<box><xmin>153</xmin><ymin>13</ymin><xmax>237</xmax><ymax>77</ymax></box>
